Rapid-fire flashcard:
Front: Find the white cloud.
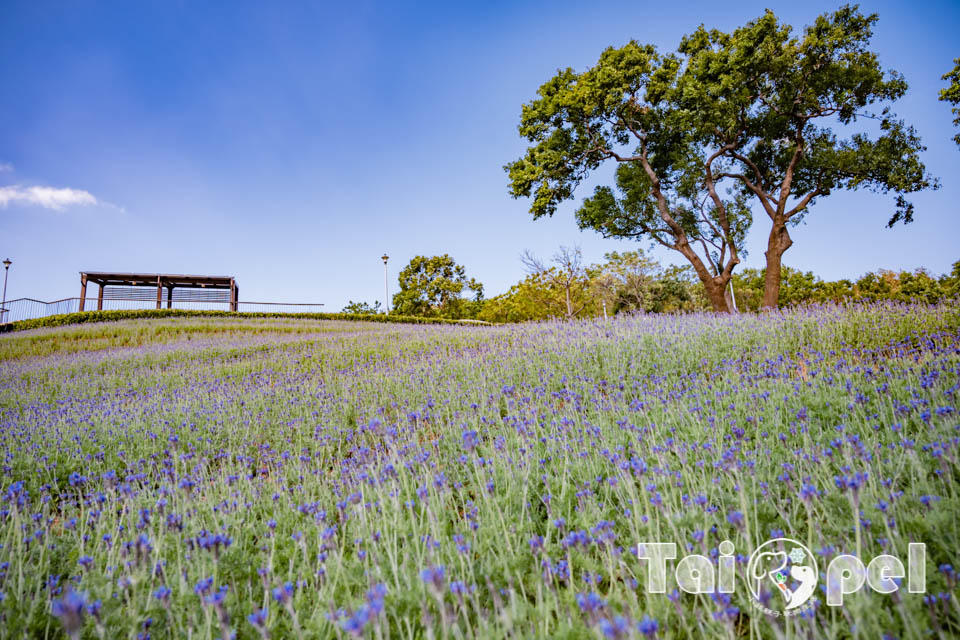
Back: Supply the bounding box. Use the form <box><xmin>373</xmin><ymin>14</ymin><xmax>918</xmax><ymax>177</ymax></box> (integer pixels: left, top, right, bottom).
<box><xmin>0</xmin><ymin>185</ymin><xmax>99</xmax><ymax>211</ymax></box>
<box><xmin>0</xmin><ymin>162</ymin><xmax>13</xmax><ymax>172</ymax></box>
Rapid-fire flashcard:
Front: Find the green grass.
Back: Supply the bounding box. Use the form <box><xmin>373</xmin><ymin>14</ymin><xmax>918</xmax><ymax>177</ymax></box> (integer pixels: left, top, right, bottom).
<box><xmin>0</xmin><ymin>302</ymin><xmax>957</xmax><ymax>639</ymax></box>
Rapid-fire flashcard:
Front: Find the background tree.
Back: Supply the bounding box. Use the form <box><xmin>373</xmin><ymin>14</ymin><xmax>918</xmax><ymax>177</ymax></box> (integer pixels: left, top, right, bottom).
<box><xmin>940</xmin><ymin>57</ymin><xmax>960</xmax><ymax>146</ymax></box>
<box><xmin>391</xmin><ymin>255</ymin><xmax>484</xmax><ymax>319</ymax></box>
<box><xmin>590</xmin><ymin>250</ymin><xmax>661</xmax><ymax>314</ymax></box>
<box><xmin>341</xmin><ymin>300</ymin><xmax>382</xmax><ymax>314</ymax></box>
<box><xmin>479</xmin><ymin>249</ymin><xmax>708</xmax><ymax>323</ymax></box>
<box><xmin>941</xmin><ymin>260</ymin><xmax>960</xmax><ymax>298</ymax></box>
<box><xmin>588</xmin><ymin>249</ymin><xmax>707</xmax><ymax>313</ymax></box>
<box><xmin>678</xmin><ymin>6</ymin><xmax>937</xmax><ymax>308</ymax></box>
<box><xmin>519</xmin><ymin>246</ymin><xmax>596</xmax><ymax>319</ymax></box>
<box><xmin>505</xmin><ymin>41</ymin><xmax>749</xmax><ymax>312</ymax></box>
<box><xmin>478</xmin><ymin>273</ymin><xmax>590</xmax><ymax>323</ymax></box>
<box><xmin>477</xmin><ymin>281</ymin><xmax>547</xmax><ymax>324</ymax></box>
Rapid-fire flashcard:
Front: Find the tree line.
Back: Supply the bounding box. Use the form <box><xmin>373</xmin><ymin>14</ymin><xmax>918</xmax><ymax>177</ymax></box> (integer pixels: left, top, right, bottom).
<box><xmin>342</xmin><ymin>251</ymin><xmax>960</xmax><ymax>322</ymax></box>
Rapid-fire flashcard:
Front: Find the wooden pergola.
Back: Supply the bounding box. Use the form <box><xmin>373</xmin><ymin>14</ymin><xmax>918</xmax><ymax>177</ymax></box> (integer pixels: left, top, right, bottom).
<box><xmin>79</xmin><ymin>272</ymin><xmax>239</xmax><ymax>311</ymax></box>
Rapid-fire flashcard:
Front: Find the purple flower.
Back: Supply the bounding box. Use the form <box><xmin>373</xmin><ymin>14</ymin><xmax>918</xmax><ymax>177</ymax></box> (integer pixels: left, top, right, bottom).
<box><xmin>450</xmin><ymin>581</ymin><xmax>471</xmax><ymax>596</ymax></box>
<box><xmin>529</xmin><ymin>535</ymin><xmax>544</xmax><ymax>554</ymax></box>
<box><xmin>154</xmin><ymin>586</ymin><xmax>171</xmax><ymax>604</ymax></box>
<box><xmin>194</xmin><ymin>577</ymin><xmax>214</xmax><ymax>596</ymax></box>
<box><xmin>248</xmin><ymin>606</ymin><xmax>269</xmax><ymax>634</ymax></box>
<box><xmin>341</xmin><ymin>605</ymin><xmax>371</xmax><ymax>635</ymax></box>
<box><xmin>638</xmin><ymin>615</ymin><xmax>659</xmax><ymax>637</ymax></box>
<box><xmin>420</xmin><ymin>565</ymin><xmax>446</xmax><ymax>591</ymax></box>
<box><xmin>462</xmin><ymin>429</ymin><xmax>479</xmax><ymax>452</ymax></box>
<box><xmin>576</xmin><ymin>591</ymin><xmax>605</xmax><ymax>614</ymax></box>
<box><xmin>51</xmin><ymin>590</ymin><xmax>86</xmax><ymax>637</ymax></box>
<box><xmin>598</xmin><ymin>616</ymin><xmax>630</xmax><ymax>639</ymax></box>
<box><xmin>272</xmin><ymin>582</ymin><xmax>295</xmax><ymax>605</ymax></box>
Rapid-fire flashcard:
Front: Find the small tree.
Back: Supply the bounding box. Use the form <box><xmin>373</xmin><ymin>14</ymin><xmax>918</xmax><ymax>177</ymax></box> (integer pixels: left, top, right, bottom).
<box><xmin>940</xmin><ymin>57</ymin><xmax>960</xmax><ymax>147</ymax></box>
<box><xmin>391</xmin><ymin>255</ymin><xmax>484</xmax><ymax>319</ymax></box>
<box><xmin>590</xmin><ymin>250</ymin><xmax>661</xmax><ymax>314</ymax></box>
<box><xmin>341</xmin><ymin>300</ymin><xmax>382</xmax><ymax>314</ymax></box>
<box><xmin>520</xmin><ymin>246</ymin><xmax>595</xmax><ymax>320</ymax></box>
<box><xmin>478</xmin><ymin>274</ymin><xmax>581</xmax><ymax>323</ymax></box>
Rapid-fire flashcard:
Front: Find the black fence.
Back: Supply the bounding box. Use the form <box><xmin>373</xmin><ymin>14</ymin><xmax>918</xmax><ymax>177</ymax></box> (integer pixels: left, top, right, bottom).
<box><xmin>0</xmin><ymin>298</ymin><xmax>325</xmax><ymax>324</ymax></box>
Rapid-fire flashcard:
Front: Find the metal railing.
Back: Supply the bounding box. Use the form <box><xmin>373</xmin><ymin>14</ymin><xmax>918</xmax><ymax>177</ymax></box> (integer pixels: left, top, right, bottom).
<box><xmin>0</xmin><ymin>297</ymin><xmax>325</xmax><ymax>324</ymax></box>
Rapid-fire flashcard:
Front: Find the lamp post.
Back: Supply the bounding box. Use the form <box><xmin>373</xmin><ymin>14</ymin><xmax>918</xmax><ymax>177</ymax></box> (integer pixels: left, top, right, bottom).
<box><xmin>1</xmin><ymin>258</ymin><xmax>11</xmax><ymax>324</ymax></box>
<box><xmin>381</xmin><ymin>254</ymin><xmax>389</xmax><ymax>313</ymax></box>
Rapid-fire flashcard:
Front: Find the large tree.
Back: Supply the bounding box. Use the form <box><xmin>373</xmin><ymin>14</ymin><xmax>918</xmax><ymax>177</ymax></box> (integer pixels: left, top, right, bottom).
<box><xmin>941</xmin><ymin>57</ymin><xmax>960</xmax><ymax>147</ymax></box>
<box><xmin>677</xmin><ymin>5</ymin><xmax>936</xmax><ymax>307</ymax></box>
<box><xmin>391</xmin><ymin>255</ymin><xmax>484</xmax><ymax>319</ymax></box>
<box><xmin>507</xmin><ymin>5</ymin><xmax>936</xmax><ymax>311</ymax></box>
<box><xmin>505</xmin><ymin>42</ymin><xmax>749</xmax><ymax>312</ymax></box>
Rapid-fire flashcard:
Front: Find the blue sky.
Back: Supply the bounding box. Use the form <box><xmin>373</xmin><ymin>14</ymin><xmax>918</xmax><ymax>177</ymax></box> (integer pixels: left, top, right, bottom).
<box><xmin>1</xmin><ymin>0</ymin><xmax>958</xmax><ymax>308</ymax></box>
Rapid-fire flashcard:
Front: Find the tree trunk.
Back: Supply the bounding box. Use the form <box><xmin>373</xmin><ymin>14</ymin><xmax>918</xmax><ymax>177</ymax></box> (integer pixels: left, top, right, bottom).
<box><xmin>565</xmin><ymin>285</ymin><xmax>573</xmax><ymax>318</ymax></box>
<box><xmin>704</xmin><ymin>279</ymin><xmax>731</xmax><ymax>313</ymax></box>
<box><xmin>762</xmin><ymin>222</ymin><xmax>794</xmax><ymax>309</ymax></box>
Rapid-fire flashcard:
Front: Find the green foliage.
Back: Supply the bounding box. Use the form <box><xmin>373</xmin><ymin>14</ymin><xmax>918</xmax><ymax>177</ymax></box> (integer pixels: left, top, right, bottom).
<box><xmin>652</xmin><ymin>264</ymin><xmax>710</xmax><ymax>313</ymax></box>
<box><xmin>508</xmin><ymin>5</ymin><xmax>938</xmax><ymax>309</ymax></box>
<box><xmin>678</xmin><ymin>5</ymin><xmax>937</xmax><ymax>227</ymax></box>
<box><xmin>478</xmin><ymin>270</ymin><xmax>599</xmax><ymax>323</ymax></box>
<box><xmin>940</xmin><ymin>57</ymin><xmax>960</xmax><ymax>146</ymax></box>
<box><xmin>591</xmin><ymin>250</ymin><xmax>708</xmax><ymax>314</ymax></box>
<box><xmin>4</xmin><ymin>308</ymin><xmax>474</xmax><ymax>333</ymax></box>
<box><xmin>341</xmin><ymin>300</ymin><xmax>383</xmax><ymax>314</ymax></box>
<box><xmin>482</xmin><ymin>251</ymin><xmax>960</xmax><ymax>322</ymax></box>
<box><xmin>391</xmin><ymin>255</ymin><xmax>484</xmax><ymax>319</ymax></box>
<box><xmin>505</xmin><ymin>39</ymin><xmax>748</xmax><ymax>310</ymax></box>
<box><xmin>731</xmin><ymin>261</ymin><xmax>960</xmax><ymax>311</ymax></box>
<box><xmin>942</xmin><ymin>260</ymin><xmax>960</xmax><ymax>298</ymax></box>
<box><xmin>479</xmin><ymin>249</ymin><xmax>709</xmax><ymax>323</ymax></box>
<box><xmin>4</xmin><ymin>305</ymin><xmax>959</xmax><ymax>638</ymax></box>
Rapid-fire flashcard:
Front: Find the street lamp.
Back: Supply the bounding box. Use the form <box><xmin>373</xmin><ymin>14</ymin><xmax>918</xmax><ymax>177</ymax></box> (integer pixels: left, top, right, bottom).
<box><xmin>381</xmin><ymin>254</ymin><xmax>389</xmax><ymax>313</ymax></box>
<box><xmin>1</xmin><ymin>258</ymin><xmax>11</xmax><ymax>324</ymax></box>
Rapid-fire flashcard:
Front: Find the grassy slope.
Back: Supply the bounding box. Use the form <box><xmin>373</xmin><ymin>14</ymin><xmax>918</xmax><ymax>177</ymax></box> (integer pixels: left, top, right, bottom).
<box><xmin>0</xmin><ymin>304</ymin><xmax>958</xmax><ymax>639</ymax></box>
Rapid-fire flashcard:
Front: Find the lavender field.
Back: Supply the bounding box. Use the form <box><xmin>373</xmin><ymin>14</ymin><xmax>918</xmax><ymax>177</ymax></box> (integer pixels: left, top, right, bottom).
<box><xmin>1</xmin><ymin>305</ymin><xmax>958</xmax><ymax>639</ymax></box>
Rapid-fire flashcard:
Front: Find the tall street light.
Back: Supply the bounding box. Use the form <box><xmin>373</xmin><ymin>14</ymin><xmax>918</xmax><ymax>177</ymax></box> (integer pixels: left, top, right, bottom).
<box><xmin>1</xmin><ymin>258</ymin><xmax>11</xmax><ymax>324</ymax></box>
<box><xmin>381</xmin><ymin>254</ymin><xmax>389</xmax><ymax>314</ymax></box>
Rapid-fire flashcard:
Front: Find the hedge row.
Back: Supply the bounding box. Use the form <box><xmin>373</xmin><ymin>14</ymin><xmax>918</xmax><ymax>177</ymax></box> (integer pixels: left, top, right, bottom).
<box><xmin>2</xmin><ymin>309</ymin><xmax>488</xmax><ymax>333</ymax></box>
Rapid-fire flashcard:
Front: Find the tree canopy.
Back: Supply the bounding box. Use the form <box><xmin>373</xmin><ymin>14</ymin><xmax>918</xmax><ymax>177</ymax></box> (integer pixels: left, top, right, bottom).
<box><xmin>941</xmin><ymin>57</ymin><xmax>960</xmax><ymax>146</ymax></box>
<box><xmin>676</xmin><ymin>5</ymin><xmax>936</xmax><ymax>306</ymax></box>
<box><xmin>506</xmin><ymin>5</ymin><xmax>936</xmax><ymax>310</ymax></box>
<box><xmin>391</xmin><ymin>255</ymin><xmax>484</xmax><ymax>319</ymax></box>
<box><xmin>341</xmin><ymin>300</ymin><xmax>382</xmax><ymax>314</ymax></box>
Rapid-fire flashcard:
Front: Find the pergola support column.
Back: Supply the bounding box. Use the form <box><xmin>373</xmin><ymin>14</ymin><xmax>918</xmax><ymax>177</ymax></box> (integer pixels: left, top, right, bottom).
<box><xmin>79</xmin><ymin>274</ymin><xmax>88</xmax><ymax>311</ymax></box>
<box><xmin>97</xmin><ymin>285</ymin><xmax>104</xmax><ymax>311</ymax></box>
<box><xmin>156</xmin><ymin>277</ymin><xmax>163</xmax><ymax>310</ymax></box>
